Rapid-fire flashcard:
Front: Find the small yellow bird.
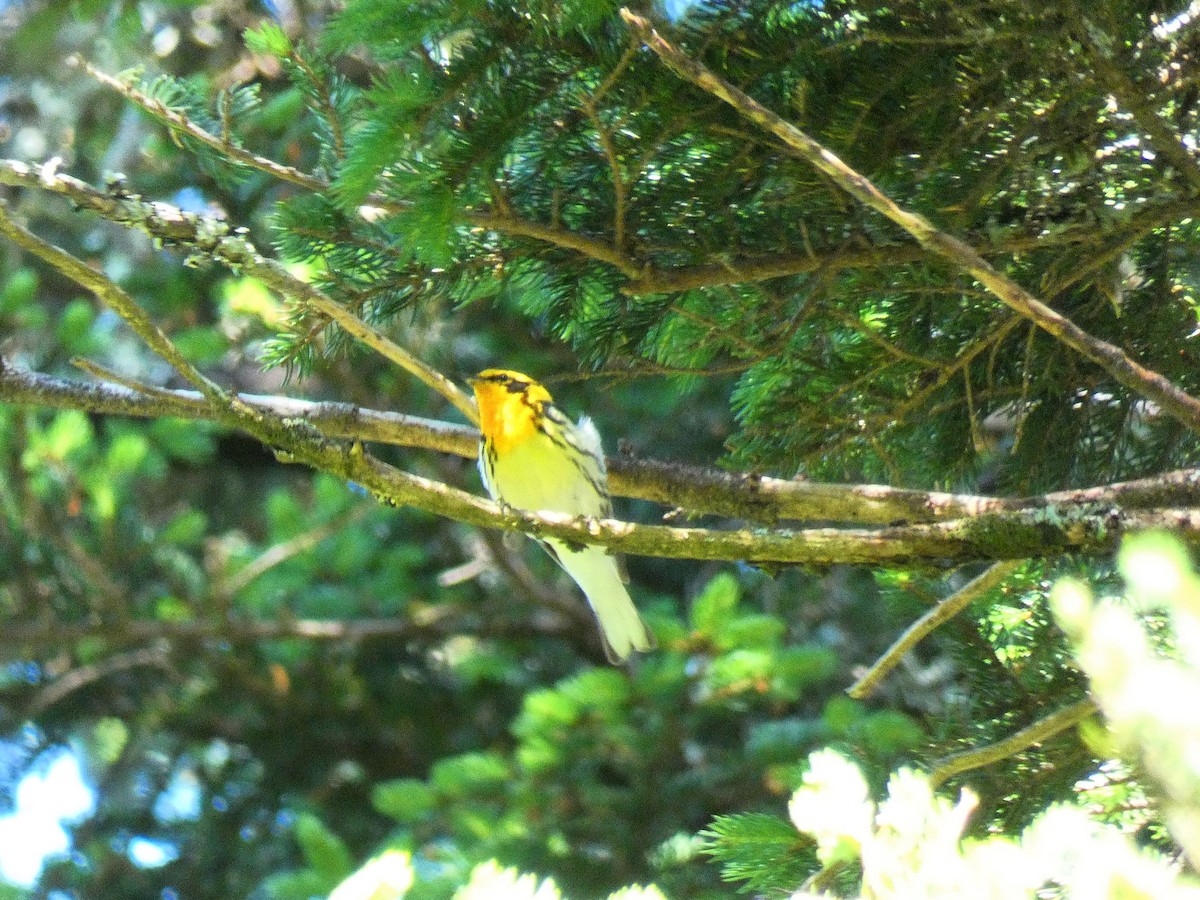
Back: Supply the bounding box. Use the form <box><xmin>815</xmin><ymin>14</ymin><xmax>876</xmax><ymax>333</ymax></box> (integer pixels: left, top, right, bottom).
<box><xmin>469</xmin><ymin>369</ymin><xmax>655</xmax><ymax>663</ymax></box>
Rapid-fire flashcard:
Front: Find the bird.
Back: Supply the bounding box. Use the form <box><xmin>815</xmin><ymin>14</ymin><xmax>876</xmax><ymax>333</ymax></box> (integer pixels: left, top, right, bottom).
<box><xmin>469</xmin><ymin>368</ymin><xmax>655</xmax><ymax>663</ymax></box>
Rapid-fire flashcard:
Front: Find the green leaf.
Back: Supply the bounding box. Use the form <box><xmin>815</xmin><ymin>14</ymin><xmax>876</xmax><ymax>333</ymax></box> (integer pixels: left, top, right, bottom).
<box><xmin>706</xmin><ymin>649</ymin><xmax>774</xmax><ymax>696</ymax></box>
<box><xmin>774</xmin><ymin>645</ymin><xmax>840</xmax><ymax>695</ymax></box>
<box><xmin>823</xmin><ymin>696</ymin><xmax>866</xmax><ymax>735</ymax></box>
<box><xmin>91</xmin><ymin>717</ymin><xmax>129</xmax><ymax>766</ymax></box>
<box><xmin>717</xmin><ymin>614</ymin><xmax>786</xmax><ymax>651</ymax></box>
<box><xmin>555</xmin><ymin>0</ymin><xmax>619</xmax><ymax>33</ymax></box>
<box><xmin>149</xmin><ymin>418</ymin><xmax>216</xmax><ymax>461</ymax></box>
<box><xmin>293</xmin><ymin>812</ymin><xmax>353</xmax><ymax>882</ymax></box>
<box><xmin>173</xmin><ymin>325</ymin><xmax>228</xmax><ymax>365</ymax></box>
<box><xmin>513</xmin><ymin>688</ymin><xmax>581</xmax><ymax>739</ymax></box>
<box><xmin>314</xmin><ymin>472</ymin><xmax>355</xmax><ymax>513</ymax></box>
<box><xmin>56</xmin><ymin>298</ymin><xmax>99</xmax><ymax>354</ymax></box>
<box><xmin>104</xmin><ymin>431</ymin><xmax>150</xmax><ymax>476</ymax></box>
<box><xmin>266</xmin><ymin>488</ymin><xmax>306</xmax><ymax>537</ymax></box>
<box><xmin>691</xmin><ymin>572</ymin><xmax>741</xmax><ymax>633</ymax></box>
<box><xmin>856</xmin><ymin>710</ymin><xmax>925</xmax><ymax>755</ymax></box>
<box><xmin>254</xmin><ymin>86</ymin><xmax>307</xmax><ymax>132</ymax></box>
<box><xmin>324</xmin><ymin>0</ymin><xmax>452</xmax><ymax>56</ymax></box>
<box><xmin>0</xmin><ymin>267</ymin><xmax>38</xmax><ymax>313</ymax></box>
<box><xmin>557</xmin><ymin>668</ymin><xmax>631</xmax><ymax>713</ymax></box>
<box><xmin>332</xmin><ymin>68</ymin><xmax>435</xmax><ymax>204</ymax></box>
<box><xmin>372</xmin><ymin>778</ymin><xmax>436</xmax><ymax>823</ymax></box>
<box><xmin>221</xmin><ymin>275</ymin><xmax>281</xmax><ymax>325</ymax></box>
<box><xmin>154</xmin><ymin>595</ymin><xmax>194</xmax><ymax>623</ymax></box>
<box><xmin>386</xmin><ymin>185</ymin><xmax>457</xmax><ymax>266</ymax></box>
<box><xmin>746</xmin><ymin>719</ymin><xmax>826</xmax><ymax>764</ymax></box>
<box><xmin>517</xmin><ymin>736</ymin><xmax>563</xmax><ymax>774</ymax></box>
<box><xmin>87</xmin><ymin>478</ymin><xmax>117</xmax><ymax>522</ymax></box>
<box><xmin>430</xmin><ymin>752</ymin><xmax>510</xmax><ymax>798</ymax></box>
<box><xmin>160</xmin><ymin>508</ymin><xmax>208</xmax><ymax>547</ymax></box>
<box><xmin>35</xmin><ymin>410</ymin><xmax>94</xmax><ymax>462</ymax></box>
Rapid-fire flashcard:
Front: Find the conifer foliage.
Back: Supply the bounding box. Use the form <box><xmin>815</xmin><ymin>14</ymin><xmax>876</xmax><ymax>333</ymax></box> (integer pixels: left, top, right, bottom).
<box><xmin>311</xmin><ymin>0</ymin><xmax>1200</xmax><ymax>488</ymax></box>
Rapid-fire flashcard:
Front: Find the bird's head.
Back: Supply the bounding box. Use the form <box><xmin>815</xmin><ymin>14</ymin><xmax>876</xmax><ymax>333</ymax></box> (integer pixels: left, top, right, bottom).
<box><xmin>469</xmin><ymin>369</ymin><xmax>555</xmax><ymax>450</ymax></box>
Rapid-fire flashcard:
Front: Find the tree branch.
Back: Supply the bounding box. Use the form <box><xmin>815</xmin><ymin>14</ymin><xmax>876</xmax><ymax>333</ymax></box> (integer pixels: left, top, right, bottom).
<box><xmin>620</xmin><ymin>9</ymin><xmax>1200</xmax><ymax>436</ymax></box>
<box><xmin>847</xmin><ymin>561</ymin><xmax>1024</xmax><ymax>699</ymax></box>
<box><xmin>928</xmin><ymin>697</ymin><xmax>1098</xmax><ymax>786</ymax></box>
<box><xmin>220</xmin><ymin>506</ymin><xmax>371</xmax><ymax>598</ymax></box>
<box><xmin>0</xmin><ymin>362</ymin><xmax>478</xmax><ymax>456</ymax></box>
<box><xmin>465</xmin><ymin>209</ymin><xmax>639</xmax><ymax>275</ymax></box>
<box><xmin>342</xmin><ymin>461</ymin><xmax>1200</xmax><ymax>564</ymax></box>
<box><xmin>0</xmin><ymin>158</ymin><xmax>478</xmax><ymax>424</ymax></box>
<box><xmin>9</xmin><ymin>361</ymin><xmax>1198</xmax><ymax>566</ymax></box>
<box><xmin>8</xmin><ymin>362</ymin><xmax>1013</xmax><ymax>526</ymax></box>
<box><xmin>9</xmin><ymin>363</ymin><xmax>1200</xmax><ymax>532</ymax></box>
<box><xmin>26</xmin><ymin>646</ymin><xmax>175</xmax><ymax>717</ymax></box>
<box><xmin>79</xmin><ymin>59</ymin><xmax>330</xmax><ymax>194</ymax></box>
<box><xmin>623</xmin><ymin>196</ymin><xmax>1194</xmax><ymax>296</ymax></box>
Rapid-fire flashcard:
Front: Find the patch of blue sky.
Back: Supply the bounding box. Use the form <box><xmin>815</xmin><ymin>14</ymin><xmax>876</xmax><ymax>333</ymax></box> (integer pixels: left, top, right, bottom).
<box><xmin>0</xmin><ymin>748</ymin><xmax>94</xmax><ymax>888</ymax></box>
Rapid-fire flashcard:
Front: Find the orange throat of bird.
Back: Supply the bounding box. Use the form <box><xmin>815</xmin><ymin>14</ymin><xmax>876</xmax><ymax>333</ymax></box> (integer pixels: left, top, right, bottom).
<box><xmin>474</xmin><ymin>384</ymin><xmax>541</xmax><ymax>455</ymax></box>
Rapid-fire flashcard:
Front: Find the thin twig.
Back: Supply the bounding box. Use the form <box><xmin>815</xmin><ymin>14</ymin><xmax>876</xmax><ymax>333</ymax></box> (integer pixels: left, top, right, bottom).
<box><xmin>476</xmin><ymin>528</ymin><xmax>597</xmax><ymax>630</ymax></box>
<box><xmin>624</xmin><ymin>230</ymin><xmax>1079</xmax><ymax>295</ymax></box>
<box><xmin>581</xmin><ymin>46</ymin><xmax>639</xmax><ymax>254</ymax></box>
<box><xmin>26</xmin><ymin>646</ymin><xmax>175</xmax><ymax>717</ymax></box>
<box><xmin>590</xmin><ymin>41</ymin><xmax>640</xmax><ymax>109</ymax></box>
<box><xmin>0</xmin><ymin>201</ymin><xmax>238</xmax><ymax>411</ymax></box>
<box><xmin>78</xmin><ymin>60</ymin><xmax>328</xmax><ymax>193</ymax></box>
<box><xmin>72</xmin><ymin>357</ymin><xmax>193</xmax><ymax>403</ymax></box>
<box><xmin>928</xmin><ymin>697</ymin><xmax>1098</xmax><ymax>786</ymax></box>
<box><xmin>586</xmin><ymin>104</ymin><xmax>629</xmax><ymax>251</ymax></box>
<box><xmin>817</xmin><ymin>315</ymin><xmax>1022</xmax><ymax>462</ymax></box>
<box><xmin>822</xmin><ymin>304</ymin><xmax>943</xmax><ymax>368</ymax></box>
<box><xmin>221</xmin><ymin>506</ymin><xmax>370</xmax><ymax>597</ymax></box>
<box><xmin>286</xmin><ymin>49</ymin><xmax>346</xmax><ymax>161</ymax></box>
<box><xmin>466</xmin><ymin>210</ymin><xmax>639</xmax><ymax>276</ymax></box>
<box><xmin>848</xmin><ymin>561</ymin><xmax>1024</xmax><ymax>699</ymax></box>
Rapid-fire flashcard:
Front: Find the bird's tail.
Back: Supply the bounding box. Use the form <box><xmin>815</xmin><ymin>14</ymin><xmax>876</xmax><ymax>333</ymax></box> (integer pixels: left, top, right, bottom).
<box><xmin>552</xmin><ymin>541</ymin><xmax>655</xmax><ymax>663</ymax></box>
